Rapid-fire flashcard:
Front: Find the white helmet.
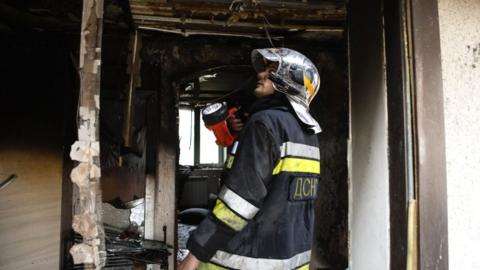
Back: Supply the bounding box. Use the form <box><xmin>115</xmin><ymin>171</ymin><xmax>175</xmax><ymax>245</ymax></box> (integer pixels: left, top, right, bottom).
<box><xmin>251</xmin><ymin>48</ymin><xmax>321</xmax><ymax>133</ymax></box>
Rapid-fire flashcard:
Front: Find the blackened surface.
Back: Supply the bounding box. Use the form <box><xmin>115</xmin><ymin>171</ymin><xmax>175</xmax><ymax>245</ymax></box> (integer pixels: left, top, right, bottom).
<box><xmin>308</xmin><ymin>49</ymin><xmax>349</xmax><ymax>269</ymax></box>
<box><xmin>0</xmin><ymin>32</ymin><xmax>80</xmax><ymax>269</ymax></box>
<box><xmin>384</xmin><ymin>1</ymin><xmax>408</xmax><ymax>269</ymax></box>
<box><xmin>0</xmin><ymin>34</ymin><xmax>78</xmax><ymax>146</ymax></box>
<box><xmin>141</xmin><ymin>33</ymin><xmax>348</xmax><ymax>267</ymax></box>
<box><xmin>59</xmin><ymin>38</ymin><xmax>81</xmax><ymax>270</ymax></box>
<box><xmin>410</xmin><ymin>0</ymin><xmax>449</xmax><ymax>269</ymax></box>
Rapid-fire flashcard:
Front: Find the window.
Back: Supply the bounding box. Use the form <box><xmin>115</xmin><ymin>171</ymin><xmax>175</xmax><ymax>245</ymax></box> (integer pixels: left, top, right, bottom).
<box><xmin>178</xmin><ymin>65</ymin><xmax>256</xmax><ymax>166</ymax></box>
<box><xmin>200</xmin><ymin>116</ymin><xmax>220</xmax><ymax>164</ymax></box>
<box><xmin>178</xmin><ymin>107</ymin><xmax>225</xmax><ymax>166</ymax></box>
<box><xmin>179</xmin><ymin>108</ymin><xmax>195</xmax><ymax>166</ymax></box>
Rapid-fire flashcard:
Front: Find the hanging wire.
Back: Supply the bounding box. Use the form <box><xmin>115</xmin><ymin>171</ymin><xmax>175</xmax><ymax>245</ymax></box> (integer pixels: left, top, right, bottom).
<box><xmin>205</xmin><ymin>76</ymin><xmax>256</xmax><ymax>105</ymax></box>
<box><xmin>261</xmin><ymin>15</ymin><xmax>275</xmax><ymax>47</ymax></box>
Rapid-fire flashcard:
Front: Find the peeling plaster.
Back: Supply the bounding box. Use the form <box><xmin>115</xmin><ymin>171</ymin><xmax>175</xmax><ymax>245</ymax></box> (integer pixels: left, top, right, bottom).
<box><xmin>73</xmin><ymin>214</ymin><xmax>99</xmax><ymax>239</ymax></box>
<box><xmin>93</xmin><ymin>59</ymin><xmax>101</xmax><ymax>74</ymax></box>
<box><xmin>95</xmin><ymin>0</ymin><xmax>104</xmax><ymax>19</ymax></box>
<box><xmin>70</xmin><ymin>141</ymin><xmax>92</xmax><ymax>162</ymax></box>
<box><xmin>80</xmin><ymin>31</ymin><xmax>87</xmax><ymax>68</ymax></box>
<box><xmin>90</xmin><ymin>164</ymin><xmax>101</xmax><ymax>178</ymax></box>
<box><xmin>70</xmin><ymin>141</ymin><xmax>99</xmax><ymax>162</ymax></box>
<box><xmin>71</xmin><ymin>162</ymin><xmax>90</xmax><ymax>188</ymax></box>
<box><xmin>94</xmin><ymin>94</ymin><xmax>100</xmax><ymax>109</ymax></box>
<box><xmin>70</xmin><ymin>243</ymin><xmax>94</xmax><ymax>264</ymax></box>
<box><xmin>78</xmin><ymin>107</ymin><xmax>97</xmax><ymax>141</ymax></box>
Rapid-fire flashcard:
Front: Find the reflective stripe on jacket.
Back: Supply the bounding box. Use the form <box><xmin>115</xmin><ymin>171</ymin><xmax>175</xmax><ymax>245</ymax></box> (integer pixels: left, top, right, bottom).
<box><xmin>187</xmin><ymin>100</ymin><xmax>320</xmax><ymax>270</ymax></box>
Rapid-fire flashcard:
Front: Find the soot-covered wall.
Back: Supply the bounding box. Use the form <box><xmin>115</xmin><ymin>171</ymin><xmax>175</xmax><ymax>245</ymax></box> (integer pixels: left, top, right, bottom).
<box><xmin>0</xmin><ymin>32</ymin><xmax>79</xmax><ymax>270</ymax></box>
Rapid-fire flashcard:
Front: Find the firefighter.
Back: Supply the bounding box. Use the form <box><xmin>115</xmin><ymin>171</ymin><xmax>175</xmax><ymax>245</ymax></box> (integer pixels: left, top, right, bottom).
<box><xmin>179</xmin><ymin>48</ymin><xmax>321</xmax><ymax>270</ymax></box>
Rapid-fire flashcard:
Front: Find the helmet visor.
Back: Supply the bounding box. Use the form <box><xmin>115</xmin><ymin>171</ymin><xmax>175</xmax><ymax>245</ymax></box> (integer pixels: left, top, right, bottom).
<box><xmin>251</xmin><ymin>49</ymin><xmax>281</xmax><ymax>73</ymax></box>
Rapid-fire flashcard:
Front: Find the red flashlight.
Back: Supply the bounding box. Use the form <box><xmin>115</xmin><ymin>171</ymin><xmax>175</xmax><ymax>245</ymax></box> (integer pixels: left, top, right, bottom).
<box><xmin>202</xmin><ymin>103</ymin><xmax>238</xmax><ymax>147</ymax></box>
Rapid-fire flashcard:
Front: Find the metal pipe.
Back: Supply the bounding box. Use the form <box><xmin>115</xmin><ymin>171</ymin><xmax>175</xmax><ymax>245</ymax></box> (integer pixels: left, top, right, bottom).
<box><xmin>403</xmin><ymin>0</ymin><xmax>416</xmax><ymax>202</ymax></box>
<box><xmin>0</xmin><ymin>174</ymin><xmax>17</xmax><ymax>192</ymax></box>
<box><xmin>402</xmin><ymin>0</ymin><xmax>418</xmax><ymax>269</ymax></box>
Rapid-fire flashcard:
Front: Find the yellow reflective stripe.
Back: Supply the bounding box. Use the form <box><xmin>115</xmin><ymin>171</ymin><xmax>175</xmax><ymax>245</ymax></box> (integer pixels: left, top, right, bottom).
<box><xmin>225</xmin><ymin>155</ymin><xmax>235</xmax><ymax>169</ymax></box>
<box><xmin>197</xmin><ymin>262</ymin><xmax>228</xmax><ymax>270</ymax></box>
<box><xmin>272</xmin><ymin>157</ymin><xmax>320</xmax><ymax>175</ymax></box>
<box><xmin>297</xmin><ymin>263</ymin><xmax>310</xmax><ymax>270</ymax></box>
<box><xmin>212</xmin><ymin>199</ymin><xmax>248</xmax><ymax>231</ymax></box>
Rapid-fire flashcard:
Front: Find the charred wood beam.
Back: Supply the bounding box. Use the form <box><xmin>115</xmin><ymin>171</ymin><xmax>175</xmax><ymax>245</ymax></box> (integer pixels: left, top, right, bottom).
<box><xmin>123</xmin><ymin>30</ymin><xmax>142</xmax><ymax>149</ymax></box>
<box><xmin>154</xmin><ymin>0</ymin><xmax>345</xmax><ymax>10</ymax></box>
<box><xmin>133</xmin><ymin>14</ymin><xmax>343</xmax><ymax>30</ymax></box>
<box><xmin>131</xmin><ymin>9</ymin><xmax>344</xmax><ymax>25</ymax></box>
<box><xmin>139</xmin><ymin>25</ymin><xmax>285</xmax><ymax>39</ymax></box>
<box><xmin>128</xmin><ymin>0</ymin><xmax>347</xmax><ymax>25</ymax></box>
<box><xmin>69</xmin><ymin>0</ymin><xmax>106</xmax><ymax>269</ymax></box>
<box><xmin>154</xmin><ymin>79</ymin><xmax>178</xmax><ymax>270</ymax></box>
<box><xmin>116</xmin><ymin>0</ymin><xmax>135</xmax><ymax>30</ymax></box>
<box><xmin>0</xmin><ymin>22</ymin><xmax>14</xmax><ymax>34</ymax></box>
<box><xmin>0</xmin><ymin>2</ymin><xmax>78</xmax><ymax>31</ymax></box>
<box><xmin>128</xmin><ymin>2</ymin><xmax>346</xmax><ymax>20</ymax></box>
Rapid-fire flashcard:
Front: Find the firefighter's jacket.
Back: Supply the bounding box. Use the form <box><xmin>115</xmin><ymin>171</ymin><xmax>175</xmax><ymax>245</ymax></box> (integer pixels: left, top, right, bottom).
<box><xmin>187</xmin><ymin>98</ymin><xmax>320</xmax><ymax>270</ymax></box>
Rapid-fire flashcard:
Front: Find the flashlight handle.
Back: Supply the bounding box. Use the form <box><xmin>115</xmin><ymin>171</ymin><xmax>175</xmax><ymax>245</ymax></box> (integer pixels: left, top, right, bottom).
<box><xmin>226</xmin><ymin>107</ymin><xmax>239</xmax><ymax>136</ymax></box>
<box><xmin>226</xmin><ymin>107</ymin><xmax>238</xmax><ymax>119</ymax></box>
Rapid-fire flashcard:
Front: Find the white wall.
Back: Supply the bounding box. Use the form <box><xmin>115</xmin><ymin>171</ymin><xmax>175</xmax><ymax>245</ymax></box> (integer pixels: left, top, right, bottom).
<box><xmin>438</xmin><ymin>1</ymin><xmax>480</xmax><ymax>269</ymax></box>
<box><xmin>349</xmin><ymin>77</ymin><xmax>390</xmax><ymax>270</ymax></box>
<box><xmin>348</xmin><ymin>2</ymin><xmax>390</xmax><ymax>265</ymax></box>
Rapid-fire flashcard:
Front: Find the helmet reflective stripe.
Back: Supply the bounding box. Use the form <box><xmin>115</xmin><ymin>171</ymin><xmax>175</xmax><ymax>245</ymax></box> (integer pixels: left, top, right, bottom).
<box><xmin>304</xmin><ymin>74</ymin><xmax>315</xmax><ymax>101</ymax></box>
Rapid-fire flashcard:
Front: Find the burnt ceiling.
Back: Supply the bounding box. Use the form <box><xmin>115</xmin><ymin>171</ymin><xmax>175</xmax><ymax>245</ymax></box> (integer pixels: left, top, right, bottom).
<box><xmin>130</xmin><ymin>0</ymin><xmax>347</xmax><ymax>40</ymax></box>
<box><xmin>0</xmin><ymin>0</ymin><xmax>346</xmax><ymax>41</ymax></box>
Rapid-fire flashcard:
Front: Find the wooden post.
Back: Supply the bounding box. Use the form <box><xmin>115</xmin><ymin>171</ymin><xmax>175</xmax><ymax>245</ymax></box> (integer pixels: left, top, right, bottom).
<box><xmin>153</xmin><ymin>80</ymin><xmax>178</xmax><ymax>270</ymax></box>
<box><xmin>68</xmin><ymin>0</ymin><xmax>106</xmax><ymax>269</ymax></box>
<box><xmin>145</xmin><ymin>173</ymin><xmax>156</xmax><ymax>269</ymax></box>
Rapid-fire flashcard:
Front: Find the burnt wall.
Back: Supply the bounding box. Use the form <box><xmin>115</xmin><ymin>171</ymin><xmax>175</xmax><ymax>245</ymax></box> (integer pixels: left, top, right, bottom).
<box><xmin>0</xmin><ymin>33</ymin><xmax>79</xmax><ymax>269</ymax></box>
<box><xmin>140</xmin><ymin>33</ymin><xmax>349</xmax><ymax>268</ymax></box>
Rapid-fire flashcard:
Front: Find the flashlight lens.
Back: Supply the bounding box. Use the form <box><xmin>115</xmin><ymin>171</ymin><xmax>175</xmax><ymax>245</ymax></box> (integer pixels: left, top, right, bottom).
<box><xmin>202</xmin><ymin>103</ymin><xmax>223</xmax><ymax>115</ymax></box>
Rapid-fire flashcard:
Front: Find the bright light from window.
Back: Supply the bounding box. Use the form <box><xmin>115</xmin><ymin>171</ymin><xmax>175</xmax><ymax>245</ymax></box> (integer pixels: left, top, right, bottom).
<box><xmin>179</xmin><ymin>107</ymin><xmax>225</xmax><ymax>166</ymax></box>
<box><xmin>200</xmin><ymin>117</ymin><xmax>220</xmax><ymax>164</ymax></box>
<box><xmin>179</xmin><ymin>108</ymin><xmax>194</xmax><ymax>166</ymax></box>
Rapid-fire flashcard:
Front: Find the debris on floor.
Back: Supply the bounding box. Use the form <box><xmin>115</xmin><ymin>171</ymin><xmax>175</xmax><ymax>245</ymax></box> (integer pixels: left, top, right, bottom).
<box><xmin>177</xmin><ymin>223</ymin><xmax>197</xmax><ymax>262</ymax></box>
<box><xmin>74</xmin><ymin>198</ymin><xmax>171</xmax><ymax>269</ymax></box>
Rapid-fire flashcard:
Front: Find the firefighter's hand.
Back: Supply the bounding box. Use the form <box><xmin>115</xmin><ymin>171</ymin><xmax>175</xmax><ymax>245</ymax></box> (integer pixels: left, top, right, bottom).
<box><xmin>178</xmin><ymin>254</ymin><xmax>200</xmax><ymax>270</ymax></box>
<box><xmin>227</xmin><ymin>114</ymin><xmax>246</xmax><ymax>133</ymax></box>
